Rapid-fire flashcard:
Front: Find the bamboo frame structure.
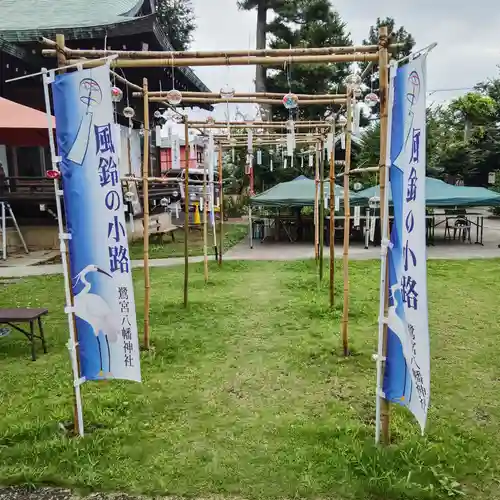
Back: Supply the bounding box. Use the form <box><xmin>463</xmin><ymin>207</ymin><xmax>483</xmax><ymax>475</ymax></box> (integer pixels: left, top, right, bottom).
<box><xmin>341</xmin><ymin>92</ymin><xmax>353</xmax><ymax>357</ymax></box>
<box><xmin>40</xmin><ymin>29</ymin><xmax>399</xmax><ymax>445</ymax></box>
<box><xmin>218</xmin><ymin>147</ymin><xmax>224</xmax><ymax>266</ymax></box>
<box><xmin>41</xmin><ymin>43</ymin><xmax>388</xmax><ymax>60</ymax></box>
<box><xmin>377</xmin><ymin>26</ymin><xmax>391</xmax><ymax>445</ymax></box>
<box><xmin>183</xmin><ymin>118</ymin><xmax>190</xmax><ymax>308</ymax></box>
<box><xmin>142</xmin><ymin>78</ymin><xmax>151</xmax><ymax>350</ymax></box>
<box><xmin>66</xmin><ymin>53</ymin><xmax>379</xmax><ymax>69</ymax></box>
<box><xmin>329</xmin><ymin>125</ymin><xmax>336</xmax><ymax>308</ymax></box>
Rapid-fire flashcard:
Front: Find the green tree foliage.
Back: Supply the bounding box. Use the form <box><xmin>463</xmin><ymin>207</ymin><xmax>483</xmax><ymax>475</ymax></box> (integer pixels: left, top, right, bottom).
<box><xmin>266</xmin><ymin>0</ymin><xmax>352</xmax><ymax>121</ymax></box>
<box><xmin>357</xmin><ymin>84</ymin><xmax>500</xmax><ymax>187</ymax></box>
<box><xmin>157</xmin><ymin>0</ymin><xmax>196</xmax><ymax>51</ymax></box>
<box><xmin>358</xmin><ymin>17</ymin><xmax>414</xmax><ymax>120</ymax></box>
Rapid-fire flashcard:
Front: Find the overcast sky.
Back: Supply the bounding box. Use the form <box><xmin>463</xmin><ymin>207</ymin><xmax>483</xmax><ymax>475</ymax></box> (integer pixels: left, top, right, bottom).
<box><xmin>184</xmin><ymin>0</ymin><xmax>500</xmax><ymax>120</ymax></box>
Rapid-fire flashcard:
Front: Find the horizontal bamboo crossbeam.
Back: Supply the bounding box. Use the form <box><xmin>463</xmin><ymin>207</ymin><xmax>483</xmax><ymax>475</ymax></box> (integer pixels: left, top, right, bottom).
<box><xmin>41</xmin><ymin>43</ymin><xmax>391</xmax><ymax>60</ymax></box>
<box><xmin>111</xmin><ymin>70</ymin><xmax>142</xmax><ymax>92</ymax></box>
<box><xmin>218</xmin><ymin>140</ymin><xmax>321</xmax><ymax>146</ymax></box>
<box><xmin>336</xmin><ymin>166</ymin><xmax>380</xmax><ymax>176</ymax></box>
<box><xmin>138</xmin><ymin>91</ymin><xmax>347</xmax><ymax>99</ymax></box>
<box><xmin>214</xmin><ymin>135</ymin><xmax>324</xmax><ymax>144</ymax></box>
<box><xmin>150</xmin><ymin>97</ymin><xmax>345</xmax><ymax>105</ymax></box>
<box><xmin>188</xmin><ymin>120</ymin><xmax>327</xmax><ymax>127</ymax></box>
<box><xmin>193</xmin><ymin>124</ymin><xmax>330</xmax><ymax>130</ymax></box>
<box><xmin>67</xmin><ymin>52</ymin><xmax>379</xmax><ymax>69</ymax></box>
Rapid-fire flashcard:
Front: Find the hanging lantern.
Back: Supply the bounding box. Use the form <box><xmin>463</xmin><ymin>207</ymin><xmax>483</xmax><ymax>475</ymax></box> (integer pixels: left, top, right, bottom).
<box><xmin>166</xmin><ymin>89</ymin><xmax>183</xmax><ymax>106</ymax></box>
<box><xmin>282</xmin><ymin>92</ymin><xmax>299</xmax><ymax>110</ymax></box>
<box><xmin>337</xmin><ymin>114</ymin><xmax>348</xmax><ymax>127</ymax></box>
<box><xmin>364</xmin><ymin>92</ymin><xmax>379</xmax><ymax>108</ymax></box>
<box><xmin>123</xmin><ymin>106</ymin><xmax>135</xmax><ymax>119</ymax></box>
<box><xmin>111</xmin><ymin>86</ymin><xmax>123</xmax><ymax>103</ymax></box>
<box><xmin>344</xmin><ymin>73</ymin><xmax>362</xmax><ymax>88</ymax></box>
<box><xmin>220</xmin><ymin>85</ymin><xmax>235</xmax><ymax>99</ymax></box>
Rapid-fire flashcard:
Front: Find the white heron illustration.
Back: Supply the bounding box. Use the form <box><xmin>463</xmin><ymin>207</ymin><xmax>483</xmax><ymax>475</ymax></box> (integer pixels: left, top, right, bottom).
<box><xmin>387</xmin><ymin>281</ymin><xmax>414</xmax><ymax>403</ymax></box>
<box><xmin>73</xmin><ymin>264</ymin><xmax>120</xmax><ymax>376</ymax></box>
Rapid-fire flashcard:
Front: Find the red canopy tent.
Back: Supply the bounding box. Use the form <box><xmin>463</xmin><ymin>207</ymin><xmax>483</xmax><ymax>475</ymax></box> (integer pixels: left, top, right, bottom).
<box><xmin>0</xmin><ymin>97</ymin><xmax>55</xmax><ymax>147</ymax></box>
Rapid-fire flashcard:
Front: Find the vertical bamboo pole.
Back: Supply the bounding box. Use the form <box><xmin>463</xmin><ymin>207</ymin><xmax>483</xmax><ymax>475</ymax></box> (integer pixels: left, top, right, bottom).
<box><xmin>329</xmin><ymin>123</ymin><xmax>336</xmax><ymax>308</ymax></box>
<box><xmin>319</xmin><ymin>141</ymin><xmax>325</xmax><ymax>281</ymax></box>
<box><xmin>314</xmin><ymin>145</ymin><xmax>320</xmax><ymax>261</ymax></box>
<box><xmin>218</xmin><ymin>146</ymin><xmax>224</xmax><ymax>265</ymax></box>
<box><xmin>341</xmin><ymin>92</ymin><xmax>353</xmax><ymax>356</ymax></box>
<box><xmin>55</xmin><ymin>33</ymin><xmax>66</xmax><ymax>69</ymax></box>
<box><xmin>142</xmin><ymin>78</ymin><xmax>151</xmax><ymax>350</ymax></box>
<box><xmin>183</xmin><ymin>118</ymin><xmax>190</xmax><ymax>307</ymax></box>
<box><xmin>203</xmin><ymin>162</ymin><xmax>208</xmax><ymax>282</ymax></box>
<box><xmin>55</xmin><ymin>33</ymin><xmax>83</xmax><ymax>436</ymax></box>
<box><xmin>378</xmin><ymin>25</ymin><xmax>391</xmax><ymax>445</ymax></box>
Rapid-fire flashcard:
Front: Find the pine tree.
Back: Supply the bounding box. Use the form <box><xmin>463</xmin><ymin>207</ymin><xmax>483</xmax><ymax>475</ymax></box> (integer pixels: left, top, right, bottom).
<box><xmin>265</xmin><ymin>0</ymin><xmax>352</xmax><ymax>121</ymax></box>
<box><xmin>157</xmin><ymin>0</ymin><xmax>196</xmax><ymax>51</ymax></box>
<box><xmin>360</xmin><ymin>17</ymin><xmax>415</xmax><ymax>110</ymax></box>
<box><xmin>238</xmin><ymin>1</ymin><xmax>285</xmax><ymax>117</ymax></box>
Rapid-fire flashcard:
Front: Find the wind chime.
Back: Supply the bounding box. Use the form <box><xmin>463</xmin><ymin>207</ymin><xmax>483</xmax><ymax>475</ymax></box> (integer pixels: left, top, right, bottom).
<box><xmin>256</xmin><ymin>137</ymin><xmax>263</xmax><ymax>166</ymax></box>
<box><xmin>283</xmin><ymin>91</ymin><xmax>298</xmax><ymax>170</ymax></box>
<box><xmin>220</xmin><ymin>82</ymin><xmax>235</xmax><ymax>139</ymax></box>
<box><xmin>246</xmin><ymin>128</ymin><xmax>254</xmax><ymax>195</ymax></box>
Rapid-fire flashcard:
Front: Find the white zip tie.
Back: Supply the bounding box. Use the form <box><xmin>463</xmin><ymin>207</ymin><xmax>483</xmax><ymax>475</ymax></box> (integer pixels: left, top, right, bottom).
<box><xmin>74</xmin><ymin>376</ymin><xmax>86</xmax><ymax>387</ymax></box>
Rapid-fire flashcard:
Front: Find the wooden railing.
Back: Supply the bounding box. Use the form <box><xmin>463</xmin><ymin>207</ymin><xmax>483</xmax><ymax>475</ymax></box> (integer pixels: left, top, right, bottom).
<box><xmin>1</xmin><ymin>177</ymin><xmax>55</xmax><ymax>199</ymax></box>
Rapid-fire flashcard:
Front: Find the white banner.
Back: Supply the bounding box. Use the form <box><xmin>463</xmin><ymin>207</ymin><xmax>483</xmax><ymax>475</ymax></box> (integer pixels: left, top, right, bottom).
<box><xmin>383</xmin><ymin>54</ymin><xmax>430</xmax><ymax>432</ymax></box>
<box><xmin>52</xmin><ymin>65</ymin><xmax>141</xmax><ymax>382</ymax></box>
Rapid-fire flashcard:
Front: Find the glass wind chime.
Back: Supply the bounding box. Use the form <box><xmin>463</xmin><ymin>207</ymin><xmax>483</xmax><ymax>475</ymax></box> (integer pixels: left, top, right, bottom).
<box><xmin>246</xmin><ymin>128</ymin><xmax>254</xmax><ymax>195</ymax></box>
<box><xmin>283</xmin><ymin>92</ymin><xmax>298</xmax><ymax>170</ymax></box>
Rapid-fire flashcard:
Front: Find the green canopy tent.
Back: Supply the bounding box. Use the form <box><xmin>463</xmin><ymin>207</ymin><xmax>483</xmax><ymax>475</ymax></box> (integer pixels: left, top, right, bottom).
<box><xmin>250</xmin><ymin>177</ymin><xmax>357</xmax><ymax>207</ymax></box>
<box><xmin>353</xmin><ymin>177</ymin><xmax>500</xmax><ymax>207</ymax></box>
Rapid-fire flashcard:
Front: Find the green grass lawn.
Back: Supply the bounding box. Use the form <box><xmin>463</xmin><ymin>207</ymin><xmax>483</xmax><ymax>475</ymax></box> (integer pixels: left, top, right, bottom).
<box><xmin>0</xmin><ymin>259</ymin><xmax>499</xmax><ymax>499</ymax></box>
<box><xmin>128</xmin><ymin>223</ymin><xmax>247</xmax><ymax>260</ymax></box>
